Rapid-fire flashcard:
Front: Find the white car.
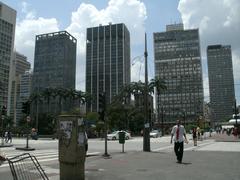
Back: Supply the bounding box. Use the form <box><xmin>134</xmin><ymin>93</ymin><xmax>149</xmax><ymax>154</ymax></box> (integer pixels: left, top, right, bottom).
<box><xmin>107</xmin><ymin>131</ymin><xmax>131</xmax><ymax>140</ymax></box>
<box><xmin>150</xmin><ymin>130</ymin><xmax>162</xmax><ymax>138</ymax></box>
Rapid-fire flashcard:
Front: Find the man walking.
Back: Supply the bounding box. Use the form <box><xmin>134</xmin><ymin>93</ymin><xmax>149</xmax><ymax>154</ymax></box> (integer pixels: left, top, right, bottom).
<box><xmin>170</xmin><ymin>120</ymin><xmax>188</xmax><ymax>163</ymax></box>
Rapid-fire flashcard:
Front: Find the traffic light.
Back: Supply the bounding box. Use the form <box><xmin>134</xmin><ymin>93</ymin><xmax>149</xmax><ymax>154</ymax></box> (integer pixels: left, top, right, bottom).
<box><xmin>98</xmin><ymin>92</ymin><xmax>106</xmax><ymax>121</ymax></box>
<box><xmin>99</xmin><ymin>92</ymin><xmax>106</xmax><ymax>112</ymax></box>
<box><xmin>1</xmin><ymin>105</ymin><xmax>7</xmax><ymax>116</ymax></box>
<box><xmin>22</xmin><ymin>101</ymin><xmax>30</xmax><ymax>115</ymax></box>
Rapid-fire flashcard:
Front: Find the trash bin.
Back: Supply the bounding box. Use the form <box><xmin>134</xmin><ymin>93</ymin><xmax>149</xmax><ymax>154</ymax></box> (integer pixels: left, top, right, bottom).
<box><xmin>119</xmin><ymin>131</ymin><xmax>125</xmax><ymax>144</ymax></box>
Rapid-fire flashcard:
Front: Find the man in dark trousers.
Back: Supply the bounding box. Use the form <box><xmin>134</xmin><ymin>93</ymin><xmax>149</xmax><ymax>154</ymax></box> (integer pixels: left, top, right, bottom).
<box><xmin>170</xmin><ymin>120</ymin><xmax>188</xmax><ymax>163</ymax></box>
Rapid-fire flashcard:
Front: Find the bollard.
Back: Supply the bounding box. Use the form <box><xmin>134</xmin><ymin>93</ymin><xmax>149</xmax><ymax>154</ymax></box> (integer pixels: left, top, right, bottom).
<box><xmin>58</xmin><ymin>115</ymin><xmax>86</xmax><ymax>180</ymax></box>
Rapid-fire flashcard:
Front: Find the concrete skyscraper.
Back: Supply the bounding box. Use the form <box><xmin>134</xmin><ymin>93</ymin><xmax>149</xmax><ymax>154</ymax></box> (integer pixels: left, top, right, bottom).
<box><xmin>154</xmin><ymin>23</ymin><xmax>204</xmax><ymax>125</ymax></box>
<box><xmin>207</xmin><ymin>45</ymin><xmax>235</xmax><ymax>123</ymax></box>
<box><xmin>32</xmin><ymin>31</ymin><xmax>77</xmax><ymax>113</ymax></box>
<box><xmin>16</xmin><ymin>71</ymin><xmax>32</xmax><ymax>124</ymax></box>
<box><xmin>10</xmin><ymin>52</ymin><xmax>30</xmax><ymax>124</ymax></box>
<box><xmin>86</xmin><ymin>23</ymin><xmax>131</xmax><ymax>112</ymax></box>
<box><xmin>0</xmin><ymin>2</ymin><xmax>16</xmax><ymax>114</ymax></box>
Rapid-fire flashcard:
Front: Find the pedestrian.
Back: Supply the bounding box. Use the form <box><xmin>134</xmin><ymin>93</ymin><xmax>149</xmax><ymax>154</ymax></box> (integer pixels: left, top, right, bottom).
<box><xmin>197</xmin><ymin>127</ymin><xmax>201</xmax><ymax>140</ymax></box>
<box><xmin>6</xmin><ymin>131</ymin><xmax>12</xmax><ymax>143</ymax></box>
<box><xmin>4</xmin><ymin>131</ymin><xmax>8</xmax><ymax>142</ymax></box>
<box><xmin>192</xmin><ymin>127</ymin><xmax>197</xmax><ymax>146</ymax></box>
<box><xmin>170</xmin><ymin>120</ymin><xmax>188</xmax><ymax>164</ymax></box>
<box><xmin>233</xmin><ymin>127</ymin><xmax>238</xmax><ymax>139</ymax></box>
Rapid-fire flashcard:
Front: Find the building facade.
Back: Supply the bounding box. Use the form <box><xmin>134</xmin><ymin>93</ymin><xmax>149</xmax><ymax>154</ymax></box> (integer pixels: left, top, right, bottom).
<box><xmin>153</xmin><ymin>23</ymin><xmax>204</xmax><ymax>124</ymax></box>
<box><xmin>16</xmin><ymin>71</ymin><xmax>32</xmax><ymax>124</ymax></box>
<box><xmin>207</xmin><ymin>45</ymin><xmax>235</xmax><ymax>123</ymax></box>
<box><xmin>10</xmin><ymin>52</ymin><xmax>30</xmax><ymax>124</ymax></box>
<box><xmin>86</xmin><ymin>23</ymin><xmax>131</xmax><ymax>112</ymax></box>
<box><xmin>32</xmin><ymin>31</ymin><xmax>77</xmax><ymax>114</ymax></box>
<box><xmin>0</xmin><ymin>2</ymin><xmax>16</xmax><ymax>114</ymax></box>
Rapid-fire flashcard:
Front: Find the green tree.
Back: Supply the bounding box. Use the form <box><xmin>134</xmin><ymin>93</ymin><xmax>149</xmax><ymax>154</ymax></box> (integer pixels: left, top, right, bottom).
<box><xmin>55</xmin><ymin>87</ymin><xmax>67</xmax><ymax>114</ymax></box>
<box><xmin>29</xmin><ymin>91</ymin><xmax>43</xmax><ymax>131</ymax></box>
<box><xmin>42</xmin><ymin>87</ymin><xmax>54</xmax><ymax>113</ymax></box>
<box><xmin>76</xmin><ymin>90</ymin><xmax>86</xmax><ymax>108</ymax></box>
<box><xmin>149</xmin><ymin>76</ymin><xmax>167</xmax><ymax>135</ymax></box>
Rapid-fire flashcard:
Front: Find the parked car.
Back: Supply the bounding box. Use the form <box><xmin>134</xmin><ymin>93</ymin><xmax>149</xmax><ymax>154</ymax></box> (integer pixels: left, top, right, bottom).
<box><xmin>107</xmin><ymin>131</ymin><xmax>131</xmax><ymax>140</ymax></box>
<box><xmin>150</xmin><ymin>130</ymin><xmax>162</xmax><ymax>138</ymax></box>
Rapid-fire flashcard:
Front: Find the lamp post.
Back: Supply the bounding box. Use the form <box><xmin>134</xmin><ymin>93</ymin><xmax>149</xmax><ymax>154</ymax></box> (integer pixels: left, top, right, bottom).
<box><xmin>234</xmin><ymin>99</ymin><xmax>238</xmax><ymax>126</ymax></box>
<box><xmin>1</xmin><ymin>114</ymin><xmax>4</xmax><ymax>146</ymax></box>
<box><xmin>143</xmin><ymin>33</ymin><xmax>150</xmax><ymax>152</ymax></box>
<box><xmin>1</xmin><ymin>106</ymin><xmax>6</xmax><ymax>146</ymax></box>
<box><xmin>161</xmin><ymin>106</ymin><xmax>164</xmax><ymax>136</ymax></box>
<box><xmin>182</xmin><ymin>110</ymin><xmax>186</xmax><ymax>127</ymax></box>
<box><xmin>26</xmin><ymin>116</ymin><xmax>30</xmax><ymax>149</ymax></box>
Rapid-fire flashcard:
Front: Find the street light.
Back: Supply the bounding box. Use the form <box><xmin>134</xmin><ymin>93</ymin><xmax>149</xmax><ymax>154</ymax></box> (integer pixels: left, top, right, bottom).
<box><xmin>161</xmin><ymin>106</ymin><xmax>164</xmax><ymax>136</ymax></box>
<box><xmin>143</xmin><ymin>33</ymin><xmax>150</xmax><ymax>152</ymax></box>
<box><xmin>1</xmin><ymin>106</ymin><xmax>6</xmax><ymax>146</ymax></box>
<box><xmin>182</xmin><ymin>110</ymin><xmax>186</xmax><ymax>127</ymax></box>
<box><xmin>233</xmin><ymin>99</ymin><xmax>238</xmax><ymax>126</ymax></box>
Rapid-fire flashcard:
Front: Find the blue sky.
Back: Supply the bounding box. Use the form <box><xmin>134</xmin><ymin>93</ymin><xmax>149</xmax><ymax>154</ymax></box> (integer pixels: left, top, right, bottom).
<box><xmin>2</xmin><ymin>0</ymin><xmax>240</xmax><ymax>104</ymax></box>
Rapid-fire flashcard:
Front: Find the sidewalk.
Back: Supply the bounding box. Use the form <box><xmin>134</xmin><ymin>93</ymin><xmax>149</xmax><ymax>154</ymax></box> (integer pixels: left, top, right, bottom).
<box><xmin>49</xmin><ymin>149</ymin><xmax>240</xmax><ymax>180</ymax></box>
<box><xmin>210</xmin><ymin>133</ymin><xmax>240</xmax><ymax>142</ymax></box>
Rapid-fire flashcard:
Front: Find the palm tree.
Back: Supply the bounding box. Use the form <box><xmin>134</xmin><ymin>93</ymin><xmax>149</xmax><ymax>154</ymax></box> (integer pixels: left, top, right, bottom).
<box><xmin>76</xmin><ymin>90</ymin><xmax>85</xmax><ymax>109</ymax></box>
<box><xmin>42</xmin><ymin>87</ymin><xmax>54</xmax><ymax>113</ymax></box>
<box><xmin>50</xmin><ymin>88</ymin><xmax>59</xmax><ymax>114</ymax></box>
<box><xmin>149</xmin><ymin>76</ymin><xmax>167</xmax><ymax>135</ymax></box>
<box><xmin>67</xmin><ymin>88</ymin><xmax>77</xmax><ymax>108</ymax></box>
<box><xmin>131</xmin><ymin>81</ymin><xmax>145</xmax><ymax>96</ymax></box>
<box><xmin>29</xmin><ymin>91</ymin><xmax>42</xmax><ymax>131</ymax></box>
<box><xmin>55</xmin><ymin>88</ymin><xmax>66</xmax><ymax>114</ymax></box>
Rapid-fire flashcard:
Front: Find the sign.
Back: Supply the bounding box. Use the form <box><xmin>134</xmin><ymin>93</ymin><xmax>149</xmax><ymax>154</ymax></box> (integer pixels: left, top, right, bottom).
<box><xmin>78</xmin><ymin>132</ymin><xmax>85</xmax><ymax>146</ymax></box>
<box><xmin>144</xmin><ymin>123</ymin><xmax>150</xmax><ymax>128</ymax></box>
<box><xmin>26</xmin><ymin>116</ymin><xmax>31</xmax><ymax>122</ymax></box>
<box><xmin>78</xmin><ymin>118</ymin><xmax>84</xmax><ymax>126</ymax></box>
<box><xmin>60</xmin><ymin>121</ymin><xmax>72</xmax><ymax>139</ymax></box>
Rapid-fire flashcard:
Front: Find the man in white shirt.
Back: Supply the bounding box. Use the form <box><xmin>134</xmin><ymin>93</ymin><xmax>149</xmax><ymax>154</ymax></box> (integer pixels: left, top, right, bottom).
<box><xmin>170</xmin><ymin>120</ymin><xmax>188</xmax><ymax>163</ymax></box>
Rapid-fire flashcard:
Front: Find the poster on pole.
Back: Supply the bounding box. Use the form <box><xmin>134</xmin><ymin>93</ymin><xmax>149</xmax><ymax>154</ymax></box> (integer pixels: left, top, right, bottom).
<box><xmin>78</xmin><ymin>132</ymin><xmax>85</xmax><ymax>146</ymax></box>
<box><xmin>60</xmin><ymin>121</ymin><xmax>72</xmax><ymax>139</ymax></box>
<box><xmin>144</xmin><ymin>123</ymin><xmax>150</xmax><ymax>128</ymax></box>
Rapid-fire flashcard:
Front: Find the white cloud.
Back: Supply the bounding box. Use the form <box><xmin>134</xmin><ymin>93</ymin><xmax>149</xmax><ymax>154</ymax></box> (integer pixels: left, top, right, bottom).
<box><xmin>15</xmin><ymin>0</ymin><xmax>147</xmax><ymax>92</ymax></box>
<box><xmin>15</xmin><ymin>2</ymin><xmax>59</xmax><ymax>64</ymax></box>
<box><xmin>66</xmin><ymin>0</ymin><xmax>147</xmax><ymax>90</ymax></box>
<box><xmin>178</xmin><ymin>0</ymin><xmax>240</xmax><ymax>102</ymax></box>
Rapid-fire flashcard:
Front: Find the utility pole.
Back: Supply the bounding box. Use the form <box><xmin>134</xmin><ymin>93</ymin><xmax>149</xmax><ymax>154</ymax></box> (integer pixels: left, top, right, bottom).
<box><xmin>1</xmin><ymin>106</ymin><xmax>6</xmax><ymax>146</ymax></box>
<box><xmin>234</xmin><ymin>99</ymin><xmax>238</xmax><ymax>126</ymax></box>
<box><xmin>143</xmin><ymin>33</ymin><xmax>150</xmax><ymax>152</ymax></box>
<box><xmin>99</xmin><ymin>92</ymin><xmax>110</xmax><ymax>157</ymax></box>
<box><xmin>161</xmin><ymin>106</ymin><xmax>164</xmax><ymax>136</ymax></box>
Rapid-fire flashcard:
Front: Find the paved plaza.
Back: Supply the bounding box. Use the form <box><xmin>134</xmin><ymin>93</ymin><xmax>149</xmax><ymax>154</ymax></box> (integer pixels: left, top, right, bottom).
<box><xmin>0</xmin><ymin>133</ymin><xmax>239</xmax><ymax>180</ymax></box>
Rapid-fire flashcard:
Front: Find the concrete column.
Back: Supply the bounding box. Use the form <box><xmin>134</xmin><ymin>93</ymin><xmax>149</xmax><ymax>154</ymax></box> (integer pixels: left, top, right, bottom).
<box><xmin>58</xmin><ymin>115</ymin><xmax>86</xmax><ymax>180</ymax></box>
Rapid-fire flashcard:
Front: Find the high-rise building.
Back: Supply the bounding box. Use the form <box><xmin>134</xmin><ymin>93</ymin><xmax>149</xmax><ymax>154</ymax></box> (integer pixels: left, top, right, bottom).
<box><xmin>10</xmin><ymin>52</ymin><xmax>30</xmax><ymax>123</ymax></box>
<box><xmin>86</xmin><ymin>23</ymin><xmax>131</xmax><ymax>112</ymax></box>
<box><xmin>16</xmin><ymin>71</ymin><xmax>32</xmax><ymax>124</ymax></box>
<box><xmin>32</xmin><ymin>31</ymin><xmax>77</xmax><ymax>113</ymax></box>
<box><xmin>10</xmin><ymin>52</ymin><xmax>30</xmax><ymax>124</ymax></box>
<box><xmin>0</xmin><ymin>2</ymin><xmax>16</xmax><ymax>114</ymax></box>
<box><xmin>153</xmin><ymin>23</ymin><xmax>204</xmax><ymax>124</ymax></box>
<box><xmin>207</xmin><ymin>45</ymin><xmax>235</xmax><ymax>123</ymax></box>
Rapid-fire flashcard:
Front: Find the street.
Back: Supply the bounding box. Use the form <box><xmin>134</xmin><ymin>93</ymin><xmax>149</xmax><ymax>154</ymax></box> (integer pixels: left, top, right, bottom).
<box><xmin>0</xmin><ymin>134</ymin><xmax>240</xmax><ymax>179</ymax></box>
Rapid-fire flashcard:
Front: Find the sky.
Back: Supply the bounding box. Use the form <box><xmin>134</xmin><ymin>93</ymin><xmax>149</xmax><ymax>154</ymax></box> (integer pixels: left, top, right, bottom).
<box><xmin>2</xmin><ymin>0</ymin><xmax>240</xmax><ymax>104</ymax></box>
